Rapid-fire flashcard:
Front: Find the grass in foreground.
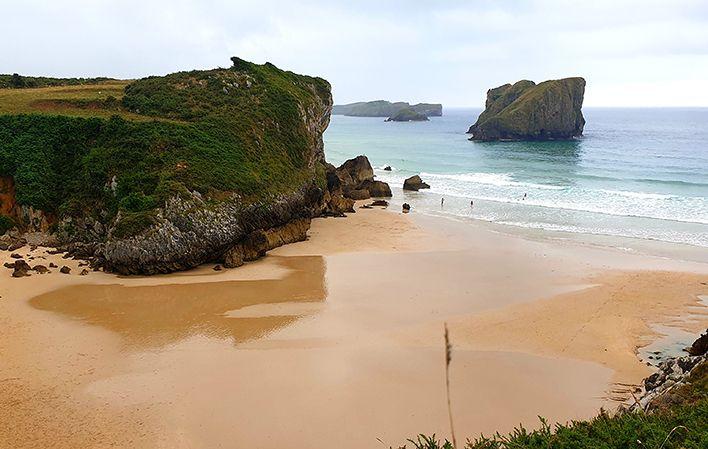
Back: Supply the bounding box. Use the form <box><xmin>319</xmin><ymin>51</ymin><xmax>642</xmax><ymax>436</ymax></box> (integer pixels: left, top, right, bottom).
<box><xmin>397</xmin><ymin>362</ymin><xmax>708</xmax><ymax>449</ymax></box>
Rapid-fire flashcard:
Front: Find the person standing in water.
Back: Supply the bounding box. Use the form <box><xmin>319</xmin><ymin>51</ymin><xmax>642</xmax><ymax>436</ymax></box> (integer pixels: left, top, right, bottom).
<box><xmin>441</xmin><ymin>197</ymin><xmax>445</xmax><ymax>207</ymax></box>
<box><xmin>470</xmin><ymin>200</ymin><xmax>474</xmax><ymax>207</ymax></box>
<box><xmin>522</xmin><ymin>193</ymin><xmax>527</xmax><ymax>201</ymax></box>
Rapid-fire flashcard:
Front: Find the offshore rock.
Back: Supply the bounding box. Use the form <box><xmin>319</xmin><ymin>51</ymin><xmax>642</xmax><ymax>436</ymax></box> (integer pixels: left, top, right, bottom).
<box><xmin>468</xmin><ymin>77</ymin><xmax>585</xmax><ymax>141</ymax></box>
<box><xmin>403</xmin><ymin>175</ymin><xmax>430</xmax><ymax>191</ymax></box>
<box><xmin>385</xmin><ymin>107</ymin><xmax>429</xmax><ymax>122</ymax></box>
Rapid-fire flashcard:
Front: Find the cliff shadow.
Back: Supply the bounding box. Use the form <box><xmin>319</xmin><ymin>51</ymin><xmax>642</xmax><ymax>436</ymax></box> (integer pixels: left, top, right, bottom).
<box><xmin>29</xmin><ymin>255</ymin><xmax>327</xmax><ymax>350</ymax></box>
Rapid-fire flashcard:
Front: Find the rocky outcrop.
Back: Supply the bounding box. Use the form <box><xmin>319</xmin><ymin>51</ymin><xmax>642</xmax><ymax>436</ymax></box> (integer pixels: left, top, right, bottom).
<box><xmin>687</xmin><ymin>329</ymin><xmax>708</xmax><ymax>356</ymax></box>
<box><xmin>333</xmin><ymin>101</ymin><xmax>442</xmax><ymax>118</ymax></box>
<box><xmin>626</xmin><ymin>330</ymin><xmax>707</xmax><ymax>413</ymax></box>
<box><xmin>468</xmin><ymin>77</ymin><xmax>585</xmax><ymax>141</ymax></box>
<box><xmin>224</xmin><ymin>218</ymin><xmax>310</xmax><ymax>268</ymax></box>
<box><xmin>102</xmin><ymin>183</ymin><xmax>322</xmax><ymax>275</ymax></box>
<box><xmin>403</xmin><ymin>175</ymin><xmax>430</xmax><ymax>191</ymax></box>
<box><xmin>336</xmin><ymin>155</ymin><xmax>374</xmax><ymax>185</ymax></box>
<box><xmin>326</xmin><ymin>155</ymin><xmax>392</xmax><ymax>205</ymax></box>
<box><xmin>385</xmin><ymin>107</ymin><xmax>429</xmax><ymax>122</ymax></box>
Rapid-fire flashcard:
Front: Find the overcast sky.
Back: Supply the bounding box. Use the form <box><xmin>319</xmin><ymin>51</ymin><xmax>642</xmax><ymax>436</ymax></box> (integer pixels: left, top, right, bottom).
<box><xmin>2</xmin><ymin>0</ymin><xmax>707</xmax><ymax>107</ymax></box>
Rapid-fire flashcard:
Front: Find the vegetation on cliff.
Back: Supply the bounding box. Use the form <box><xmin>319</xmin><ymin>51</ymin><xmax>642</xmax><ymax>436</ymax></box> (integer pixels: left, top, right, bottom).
<box><xmin>333</xmin><ymin>100</ymin><xmax>442</xmax><ymax>117</ymax></box>
<box><xmin>0</xmin><ymin>58</ymin><xmax>332</xmax><ymax>242</ymax></box>
<box><xmin>468</xmin><ymin>78</ymin><xmax>585</xmax><ymax>141</ymax></box>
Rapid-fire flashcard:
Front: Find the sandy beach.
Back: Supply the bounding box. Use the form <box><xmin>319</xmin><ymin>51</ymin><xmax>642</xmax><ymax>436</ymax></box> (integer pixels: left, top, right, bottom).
<box><xmin>1</xmin><ymin>206</ymin><xmax>707</xmax><ymax>449</ymax></box>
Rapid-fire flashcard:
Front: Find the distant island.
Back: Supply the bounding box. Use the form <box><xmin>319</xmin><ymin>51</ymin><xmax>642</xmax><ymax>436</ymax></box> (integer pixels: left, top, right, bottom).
<box><xmin>468</xmin><ymin>77</ymin><xmax>585</xmax><ymax>141</ymax></box>
<box><xmin>333</xmin><ymin>100</ymin><xmax>442</xmax><ymax>118</ymax></box>
<box><xmin>385</xmin><ymin>107</ymin><xmax>429</xmax><ymax>122</ymax></box>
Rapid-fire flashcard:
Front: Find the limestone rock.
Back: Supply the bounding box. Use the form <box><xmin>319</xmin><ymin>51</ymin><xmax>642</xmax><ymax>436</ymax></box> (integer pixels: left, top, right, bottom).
<box><xmin>468</xmin><ymin>77</ymin><xmax>585</xmax><ymax>141</ymax></box>
<box><xmin>336</xmin><ymin>155</ymin><xmax>374</xmax><ymax>185</ymax></box>
<box><xmin>403</xmin><ymin>175</ymin><xmax>430</xmax><ymax>191</ymax></box>
<box><xmin>358</xmin><ymin>180</ymin><xmax>392</xmax><ymax>198</ymax></box>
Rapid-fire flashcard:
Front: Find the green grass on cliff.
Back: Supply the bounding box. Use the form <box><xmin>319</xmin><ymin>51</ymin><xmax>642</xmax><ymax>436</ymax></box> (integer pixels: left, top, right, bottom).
<box><xmin>398</xmin><ymin>361</ymin><xmax>708</xmax><ymax>449</ymax></box>
<box><xmin>0</xmin><ymin>58</ymin><xmax>331</xmax><ymax>238</ymax></box>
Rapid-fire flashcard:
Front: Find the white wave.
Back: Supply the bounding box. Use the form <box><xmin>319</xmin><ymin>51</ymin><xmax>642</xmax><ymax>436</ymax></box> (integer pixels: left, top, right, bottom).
<box><xmin>597</xmin><ymin>189</ymin><xmax>676</xmax><ymax>200</ymax></box>
<box><xmin>420</xmin><ymin>171</ymin><xmax>566</xmax><ymax>190</ymax></box>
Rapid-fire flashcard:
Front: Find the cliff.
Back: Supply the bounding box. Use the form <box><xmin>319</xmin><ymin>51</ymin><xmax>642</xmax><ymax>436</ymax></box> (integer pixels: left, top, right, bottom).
<box><xmin>0</xmin><ymin>57</ymin><xmax>336</xmax><ymax>274</ymax></box>
<box><xmin>468</xmin><ymin>77</ymin><xmax>585</xmax><ymax>141</ymax></box>
<box><xmin>333</xmin><ymin>100</ymin><xmax>442</xmax><ymax>117</ymax></box>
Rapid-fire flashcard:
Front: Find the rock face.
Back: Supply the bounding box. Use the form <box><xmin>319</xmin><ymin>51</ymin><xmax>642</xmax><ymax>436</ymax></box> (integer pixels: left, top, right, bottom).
<box><xmin>468</xmin><ymin>77</ymin><xmax>585</xmax><ymax>141</ymax></box>
<box><xmin>326</xmin><ymin>155</ymin><xmax>392</xmax><ymax>206</ymax></box>
<box><xmin>403</xmin><ymin>175</ymin><xmax>430</xmax><ymax>191</ymax></box>
<box><xmin>385</xmin><ymin>107</ymin><xmax>429</xmax><ymax>122</ymax></box>
<box><xmin>333</xmin><ymin>101</ymin><xmax>442</xmax><ymax>118</ymax></box>
<box><xmin>688</xmin><ymin>329</ymin><xmax>708</xmax><ymax>356</ymax></box>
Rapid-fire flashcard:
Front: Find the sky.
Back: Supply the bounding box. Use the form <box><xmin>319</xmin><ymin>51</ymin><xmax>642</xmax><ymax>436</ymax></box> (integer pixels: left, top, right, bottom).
<box><xmin>1</xmin><ymin>0</ymin><xmax>708</xmax><ymax>107</ymax></box>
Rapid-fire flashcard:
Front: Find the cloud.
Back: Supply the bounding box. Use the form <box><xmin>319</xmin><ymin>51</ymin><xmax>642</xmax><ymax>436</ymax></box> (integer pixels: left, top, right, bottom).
<box><xmin>0</xmin><ymin>0</ymin><xmax>706</xmax><ymax>106</ymax></box>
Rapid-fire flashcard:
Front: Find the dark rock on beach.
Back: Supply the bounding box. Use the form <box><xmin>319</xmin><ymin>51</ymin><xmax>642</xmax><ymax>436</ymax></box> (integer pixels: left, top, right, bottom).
<box><xmin>468</xmin><ymin>77</ymin><xmax>585</xmax><ymax>141</ymax></box>
<box><xmin>403</xmin><ymin>175</ymin><xmax>430</xmax><ymax>191</ymax></box>
<box><xmin>687</xmin><ymin>329</ymin><xmax>708</xmax><ymax>356</ymax></box>
<box><xmin>383</xmin><ymin>166</ymin><xmax>392</xmax><ymax>171</ymax></box>
<box><xmin>402</xmin><ymin>203</ymin><xmax>411</xmax><ymax>213</ymax></box>
<box><xmin>59</xmin><ymin>266</ymin><xmax>71</xmax><ymax>274</ymax></box>
<box><xmin>11</xmin><ymin>259</ymin><xmax>31</xmax><ymax>277</ymax></box>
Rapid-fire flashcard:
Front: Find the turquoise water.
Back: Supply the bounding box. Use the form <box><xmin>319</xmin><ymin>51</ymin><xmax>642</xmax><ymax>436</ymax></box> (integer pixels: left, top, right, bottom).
<box><xmin>324</xmin><ymin>108</ymin><xmax>708</xmax><ymax>248</ymax></box>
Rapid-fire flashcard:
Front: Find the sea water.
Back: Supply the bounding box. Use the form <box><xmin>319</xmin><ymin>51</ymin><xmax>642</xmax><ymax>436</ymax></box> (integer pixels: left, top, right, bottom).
<box><xmin>323</xmin><ymin>108</ymin><xmax>708</xmax><ymax>248</ymax></box>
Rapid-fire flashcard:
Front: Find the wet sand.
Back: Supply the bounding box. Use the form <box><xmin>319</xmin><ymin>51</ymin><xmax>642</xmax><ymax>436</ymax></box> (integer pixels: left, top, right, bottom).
<box><xmin>1</xmin><ymin>206</ymin><xmax>707</xmax><ymax>449</ymax></box>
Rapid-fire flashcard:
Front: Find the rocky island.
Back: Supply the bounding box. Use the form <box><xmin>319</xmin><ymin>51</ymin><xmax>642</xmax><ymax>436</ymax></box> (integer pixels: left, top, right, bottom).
<box><xmin>0</xmin><ymin>57</ymin><xmax>389</xmax><ymax>274</ymax></box>
<box><xmin>468</xmin><ymin>77</ymin><xmax>585</xmax><ymax>141</ymax></box>
<box><xmin>332</xmin><ymin>100</ymin><xmax>442</xmax><ymax>118</ymax></box>
<box><xmin>385</xmin><ymin>107</ymin><xmax>429</xmax><ymax>122</ymax></box>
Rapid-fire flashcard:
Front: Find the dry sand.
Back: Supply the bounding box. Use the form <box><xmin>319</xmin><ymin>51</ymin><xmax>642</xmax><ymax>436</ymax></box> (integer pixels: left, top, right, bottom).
<box><xmin>1</xmin><ymin>205</ymin><xmax>707</xmax><ymax>449</ymax></box>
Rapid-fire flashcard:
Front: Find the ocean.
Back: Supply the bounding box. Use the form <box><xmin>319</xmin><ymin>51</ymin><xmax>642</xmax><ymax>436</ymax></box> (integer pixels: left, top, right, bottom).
<box><xmin>323</xmin><ymin>108</ymin><xmax>708</xmax><ymax>248</ymax></box>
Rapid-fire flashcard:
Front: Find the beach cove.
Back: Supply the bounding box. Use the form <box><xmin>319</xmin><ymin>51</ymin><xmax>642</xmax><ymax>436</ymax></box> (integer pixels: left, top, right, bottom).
<box><xmin>1</xmin><ymin>205</ymin><xmax>706</xmax><ymax>449</ymax></box>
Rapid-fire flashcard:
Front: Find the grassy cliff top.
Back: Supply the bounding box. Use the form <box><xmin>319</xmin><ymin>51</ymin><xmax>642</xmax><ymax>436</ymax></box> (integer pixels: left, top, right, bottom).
<box><xmin>0</xmin><ymin>58</ymin><xmax>332</xmax><ymax>238</ymax></box>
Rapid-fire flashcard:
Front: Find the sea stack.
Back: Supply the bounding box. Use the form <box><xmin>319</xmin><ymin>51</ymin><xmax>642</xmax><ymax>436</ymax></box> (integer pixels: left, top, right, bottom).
<box><xmin>468</xmin><ymin>77</ymin><xmax>585</xmax><ymax>141</ymax></box>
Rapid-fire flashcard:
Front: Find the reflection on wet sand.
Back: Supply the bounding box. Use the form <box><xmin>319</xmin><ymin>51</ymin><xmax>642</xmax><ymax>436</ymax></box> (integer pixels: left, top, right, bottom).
<box><xmin>30</xmin><ymin>256</ymin><xmax>326</xmax><ymax>349</ymax></box>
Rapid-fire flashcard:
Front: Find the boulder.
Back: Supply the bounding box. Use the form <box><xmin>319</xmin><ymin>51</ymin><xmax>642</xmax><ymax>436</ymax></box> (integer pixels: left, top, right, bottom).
<box><xmin>10</xmin><ymin>253</ymin><xmax>22</xmax><ymax>259</ymax></box>
<box><xmin>49</xmin><ymin>262</ymin><xmax>58</xmax><ymax>268</ymax></box>
<box><xmin>213</xmin><ymin>264</ymin><xmax>223</xmax><ymax>271</ymax></box>
<box><xmin>343</xmin><ymin>187</ymin><xmax>371</xmax><ymax>201</ymax></box>
<box><xmin>369</xmin><ymin>200</ymin><xmax>388</xmax><ymax>207</ymax></box>
<box><xmin>403</xmin><ymin>175</ymin><xmax>430</xmax><ymax>191</ymax></box>
<box><xmin>687</xmin><ymin>329</ymin><xmax>708</xmax><ymax>356</ymax></box>
<box><xmin>336</xmin><ymin>155</ymin><xmax>374</xmax><ymax>185</ymax></box>
<box><xmin>468</xmin><ymin>77</ymin><xmax>585</xmax><ymax>141</ymax></box>
<box><xmin>79</xmin><ymin>269</ymin><xmax>89</xmax><ymax>276</ymax></box>
<box><xmin>402</xmin><ymin>203</ymin><xmax>411</xmax><ymax>213</ymax></box>
<box><xmin>333</xmin><ymin>155</ymin><xmax>392</xmax><ymax>202</ymax></box>
<box><xmin>383</xmin><ymin>166</ymin><xmax>392</xmax><ymax>171</ymax></box>
<box><xmin>32</xmin><ymin>264</ymin><xmax>49</xmax><ymax>274</ymax></box>
<box><xmin>358</xmin><ymin>180</ymin><xmax>392</xmax><ymax>198</ymax></box>
<box><xmin>11</xmin><ymin>259</ymin><xmax>31</xmax><ymax>277</ymax></box>
<box><xmin>59</xmin><ymin>266</ymin><xmax>71</xmax><ymax>274</ymax></box>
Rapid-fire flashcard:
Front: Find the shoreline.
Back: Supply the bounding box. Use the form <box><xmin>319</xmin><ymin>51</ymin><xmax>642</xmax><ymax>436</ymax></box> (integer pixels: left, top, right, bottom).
<box><xmin>1</xmin><ymin>205</ymin><xmax>707</xmax><ymax>448</ymax></box>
